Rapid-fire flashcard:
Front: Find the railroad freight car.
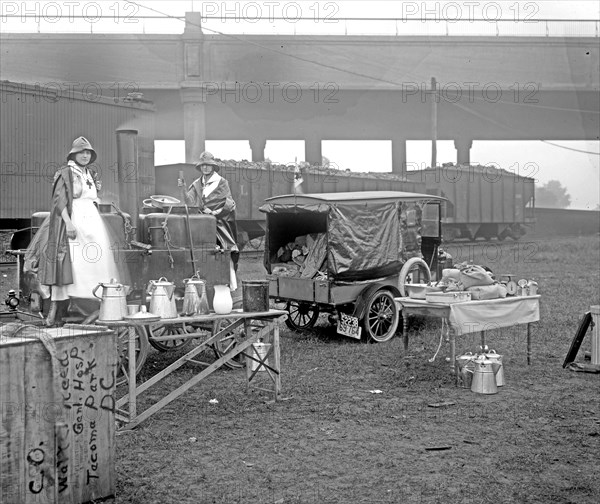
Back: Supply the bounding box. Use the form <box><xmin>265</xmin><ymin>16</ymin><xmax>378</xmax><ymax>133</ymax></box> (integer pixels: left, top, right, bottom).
<box><xmin>403</xmin><ymin>164</ymin><xmax>536</xmax><ymax>241</ymax></box>
<box><xmin>0</xmin><ymin>81</ymin><xmax>156</xmax><ymax>230</ymax></box>
<box><xmin>155</xmin><ymin>162</ymin><xmax>426</xmax><ymax>243</ymax></box>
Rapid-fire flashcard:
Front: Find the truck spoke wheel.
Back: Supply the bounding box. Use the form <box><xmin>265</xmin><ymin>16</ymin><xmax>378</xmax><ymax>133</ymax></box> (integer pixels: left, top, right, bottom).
<box><xmin>285</xmin><ymin>301</ymin><xmax>319</xmax><ymax>331</ymax></box>
<box><xmin>362</xmin><ymin>290</ymin><xmax>399</xmax><ymax>343</ymax></box>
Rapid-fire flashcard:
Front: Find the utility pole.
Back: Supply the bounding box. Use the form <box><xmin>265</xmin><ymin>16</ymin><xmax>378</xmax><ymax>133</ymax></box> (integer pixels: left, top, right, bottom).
<box><xmin>431</xmin><ymin>77</ymin><xmax>438</xmax><ymax>169</ymax></box>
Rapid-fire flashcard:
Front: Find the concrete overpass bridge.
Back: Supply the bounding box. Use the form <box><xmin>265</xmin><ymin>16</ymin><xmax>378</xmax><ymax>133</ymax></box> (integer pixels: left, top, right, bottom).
<box><xmin>1</xmin><ymin>12</ymin><xmax>598</xmax><ymax>170</ymax></box>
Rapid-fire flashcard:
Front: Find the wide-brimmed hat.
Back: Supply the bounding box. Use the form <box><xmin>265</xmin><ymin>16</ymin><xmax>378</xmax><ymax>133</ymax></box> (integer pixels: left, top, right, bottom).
<box><xmin>194</xmin><ymin>151</ymin><xmax>220</xmax><ymax>171</ymax></box>
<box><xmin>67</xmin><ymin>136</ymin><xmax>97</xmax><ymax>164</ymax></box>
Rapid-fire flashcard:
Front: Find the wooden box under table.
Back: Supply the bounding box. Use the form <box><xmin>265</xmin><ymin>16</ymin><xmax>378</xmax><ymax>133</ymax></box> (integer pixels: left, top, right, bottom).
<box><xmin>0</xmin><ymin>325</ymin><xmax>117</xmax><ymax>504</ymax></box>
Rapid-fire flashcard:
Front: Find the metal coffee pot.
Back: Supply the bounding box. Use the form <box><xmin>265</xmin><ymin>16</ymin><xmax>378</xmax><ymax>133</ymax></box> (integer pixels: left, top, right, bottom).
<box><xmin>182</xmin><ymin>274</ymin><xmax>210</xmax><ymax>316</ymax></box>
<box><xmin>455</xmin><ymin>352</ymin><xmax>476</xmax><ymax>389</ymax></box>
<box><xmin>485</xmin><ymin>349</ymin><xmax>505</xmax><ymax>387</ymax></box>
<box><xmin>148</xmin><ymin>277</ymin><xmax>178</xmax><ymax>319</ymax></box>
<box><xmin>469</xmin><ymin>354</ymin><xmax>501</xmax><ymax>395</ymax></box>
<box><xmin>93</xmin><ymin>278</ymin><xmax>128</xmax><ymax>321</ymax></box>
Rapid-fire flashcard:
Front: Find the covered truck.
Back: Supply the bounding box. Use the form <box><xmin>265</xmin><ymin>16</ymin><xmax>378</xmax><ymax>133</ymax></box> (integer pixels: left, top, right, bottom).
<box><xmin>261</xmin><ymin>191</ymin><xmax>447</xmax><ymax>342</ymax></box>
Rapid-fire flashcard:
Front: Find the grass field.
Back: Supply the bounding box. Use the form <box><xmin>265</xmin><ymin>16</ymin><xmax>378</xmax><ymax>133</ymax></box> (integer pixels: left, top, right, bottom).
<box><xmin>110</xmin><ymin>235</ymin><xmax>600</xmax><ymax>504</ymax></box>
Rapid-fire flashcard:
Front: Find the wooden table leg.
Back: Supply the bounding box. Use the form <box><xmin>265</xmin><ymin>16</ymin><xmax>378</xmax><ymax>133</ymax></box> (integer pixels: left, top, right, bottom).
<box><xmin>403</xmin><ymin>315</ymin><xmax>409</xmax><ymax>354</ymax></box>
<box><xmin>449</xmin><ymin>323</ymin><xmax>456</xmax><ymax>375</ymax></box>
<box><xmin>245</xmin><ymin>320</ymin><xmax>252</xmax><ymax>394</ymax></box>
<box><xmin>128</xmin><ymin>326</ymin><xmax>137</xmax><ymax>420</ymax></box>
<box><xmin>527</xmin><ymin>323</ymin><xmax>532</xmax><ymax>365</ymax></box>
<box><xmin>272</xmin><ymin>321</ymin><xmax>281</xmax><ymax>400</ymax></box>
<box><xmin>480</xmin><ymin>330</ymin><xmax>486</xmax><ymax>350</ymax></box>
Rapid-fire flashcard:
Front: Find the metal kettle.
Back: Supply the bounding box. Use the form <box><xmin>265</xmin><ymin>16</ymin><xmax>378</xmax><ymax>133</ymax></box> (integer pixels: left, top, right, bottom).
<box><xmin>485</xmin><ymin>349</ymin><xmax>505</xmax><ymax>387</ymax></box>
<box><xmin>469</xmin><ymin>354</ymin><xmax>501</xmax><ymax>395</ymax></box>
<box><xmin>455</xmin><ymin>352</ymin><xmax>476</xmax><ymax>389</ymax></box>
<box><xmin>148</xmin><ymin>277</ymin><xmax>178</xmax><ymax>319</ymax></box>
<box><xmin>93</xmin><ymin>278</ymin><xmax>128</xmax><ymax>321</ymax></box>
<box><xmin>182</xmin><ymin>274</ymin><xmax>210</xmax><ymax>316</ymax></box>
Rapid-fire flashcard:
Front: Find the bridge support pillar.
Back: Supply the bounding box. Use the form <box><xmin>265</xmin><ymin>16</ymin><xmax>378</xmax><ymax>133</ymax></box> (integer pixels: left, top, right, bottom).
<box><xmin>249</xmin><ymin>138</ymin><xmax>267</xmax><ymax>162</ymax></box>
<box><xmin>305</xmin><ymin>137</ymin><xmax>322</xmax><ymax>166</ymax></box>
<box><xmin>454</xmin><ymin>138</ymin><xmax>473</xmax><ymax>166</ymax></box>
<box><xmin>181</xmin><ymin>87</ymin><xmax>207</xmax><ymax>163</ymax></box>
<box><xmin>392</xmin><ymin>139</ymin><xmax>407</xmax><ymax>175</ymax></box>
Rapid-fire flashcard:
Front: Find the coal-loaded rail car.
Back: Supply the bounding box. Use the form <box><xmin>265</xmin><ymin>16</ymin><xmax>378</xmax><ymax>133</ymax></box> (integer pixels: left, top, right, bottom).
<box><xmin>156</xmin><ymin>161</ymin><xmax>535</xmax><ymax>245</ymax></box>
<box><xmin>403</xmin><ymin>164</ymin><xmax>536</xmax><ymax>241</ymax></box>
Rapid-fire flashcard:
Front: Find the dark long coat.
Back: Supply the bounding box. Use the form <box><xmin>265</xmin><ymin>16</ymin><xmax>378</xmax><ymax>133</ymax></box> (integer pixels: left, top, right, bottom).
<box><xmin>186</xmin><ymin>175</ymin><xmax>239</xmax><ymax>251</ymax></box>
<box><xmin>38</xmin><ymin>165</ymin><xmax>75</xmax><ymax>286</ymax></box>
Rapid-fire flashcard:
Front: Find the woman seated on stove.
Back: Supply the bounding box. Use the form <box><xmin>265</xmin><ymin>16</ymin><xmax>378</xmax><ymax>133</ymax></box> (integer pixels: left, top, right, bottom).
<box><xmin>178</xmin><ymin>151</ymin><xmax>239</xmax><ymax>289</ymax></box>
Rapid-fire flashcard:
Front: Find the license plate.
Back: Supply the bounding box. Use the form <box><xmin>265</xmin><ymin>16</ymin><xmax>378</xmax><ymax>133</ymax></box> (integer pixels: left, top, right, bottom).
<box><xmin>337</xmin><ymin>313</ymin><xmax>362</xmax><ymax>339</ymax></box>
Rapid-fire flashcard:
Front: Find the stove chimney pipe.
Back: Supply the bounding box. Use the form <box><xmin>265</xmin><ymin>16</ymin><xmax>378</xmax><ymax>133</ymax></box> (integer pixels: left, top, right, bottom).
<box><xmin>115</xmin><ymin>129</ymin><xmax>139</xmax><ymax>233</ymax></box>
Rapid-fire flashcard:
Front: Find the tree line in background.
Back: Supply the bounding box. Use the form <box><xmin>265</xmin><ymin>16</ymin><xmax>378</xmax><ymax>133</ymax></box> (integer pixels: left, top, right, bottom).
<box><xmin>535</xmin><ymin>180</ymin><xmax>572</xmax><ymax>209</ymax></box>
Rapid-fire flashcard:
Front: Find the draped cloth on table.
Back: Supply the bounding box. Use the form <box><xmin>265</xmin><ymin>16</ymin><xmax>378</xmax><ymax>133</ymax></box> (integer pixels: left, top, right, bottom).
<box><xmin>447</xmin><ymin>296</ymin><xmax>540</xmax><ymax>336</ymax></box>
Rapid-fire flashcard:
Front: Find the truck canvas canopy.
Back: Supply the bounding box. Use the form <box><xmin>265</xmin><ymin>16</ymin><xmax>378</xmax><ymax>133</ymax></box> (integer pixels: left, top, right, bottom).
<box><xmin>260</xmin><ymin>191</ymin><xmax>445</xmax><ymax>282</ymax></box>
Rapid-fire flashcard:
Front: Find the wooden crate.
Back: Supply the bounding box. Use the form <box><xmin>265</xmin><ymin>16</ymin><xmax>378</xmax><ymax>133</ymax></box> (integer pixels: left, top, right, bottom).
<box><xmin>0</xmin><ymin>324</ymin><xmax>117</xmax><ymax>504</ymax></box>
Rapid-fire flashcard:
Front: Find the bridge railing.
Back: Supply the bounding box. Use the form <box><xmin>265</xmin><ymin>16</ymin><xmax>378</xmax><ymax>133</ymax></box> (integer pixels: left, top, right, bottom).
<box><xmin>1</xmin><ymin>15</ymin><xmax>598</xmax><ymax>37</ymax></box>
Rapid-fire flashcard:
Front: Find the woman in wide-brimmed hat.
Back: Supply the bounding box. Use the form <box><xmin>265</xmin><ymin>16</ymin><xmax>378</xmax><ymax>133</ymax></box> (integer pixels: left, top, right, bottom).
<box><xmin>178</xmin><ymin>151</ymin><xmax>240</xmax><ymax>285</ymax></box>
<box><xmin>28</xmin><ymin>136</ymin><xmax>126</xmax><ymax>325</ymax></box>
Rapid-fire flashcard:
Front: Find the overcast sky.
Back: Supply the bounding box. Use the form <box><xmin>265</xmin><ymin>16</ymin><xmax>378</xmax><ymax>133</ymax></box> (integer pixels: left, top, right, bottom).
<box><xmin>2</xmin><ymin>1</ymin><xmax>599</xmax><ymax>208</ymax></box>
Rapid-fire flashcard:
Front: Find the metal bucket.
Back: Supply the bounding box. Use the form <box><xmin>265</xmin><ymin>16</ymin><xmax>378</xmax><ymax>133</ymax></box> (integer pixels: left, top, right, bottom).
<box><xmin>242</xmin><ymin>280</ymin><xmax>270</xmax><ymax>313</ymax></box>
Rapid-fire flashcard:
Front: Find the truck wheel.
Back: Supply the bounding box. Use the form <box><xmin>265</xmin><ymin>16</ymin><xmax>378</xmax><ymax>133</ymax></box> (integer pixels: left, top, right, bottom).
<box><xmin>285</xmin><ymin>301</ymin><xmax>319</xmax><ymax>331</ymax></box>
<box><xmin>362</xmin><ymin>290</ymin><xmax>399</xmax><ymax>343</ymax></box>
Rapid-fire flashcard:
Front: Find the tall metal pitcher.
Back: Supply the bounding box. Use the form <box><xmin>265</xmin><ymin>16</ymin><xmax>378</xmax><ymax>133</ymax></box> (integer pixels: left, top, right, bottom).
<box><xmin>93</xmin><ymin>278</ymin><xmax>128</xmax><ymax>321</ymax></box>
<box><xmin>148</xmin><ymin>277</ymin><xmax>178</xmax><ymax>319</ymax></box>
<box><xmin>470</xmin><ymin>355</ymin><xmax>501</xmax><ymax>395</ymax></box>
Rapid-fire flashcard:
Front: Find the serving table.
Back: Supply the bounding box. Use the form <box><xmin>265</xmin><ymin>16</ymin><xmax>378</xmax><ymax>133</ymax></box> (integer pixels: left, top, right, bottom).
<box><xmin>102</xmin><ymin>309</ymin><xmax>287</xmax><ymax>430</ymax></box>
<box><xmin>395</xmin><ymin>295</ymin><xmax>541</xmax><ymax>373</ymax></box>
